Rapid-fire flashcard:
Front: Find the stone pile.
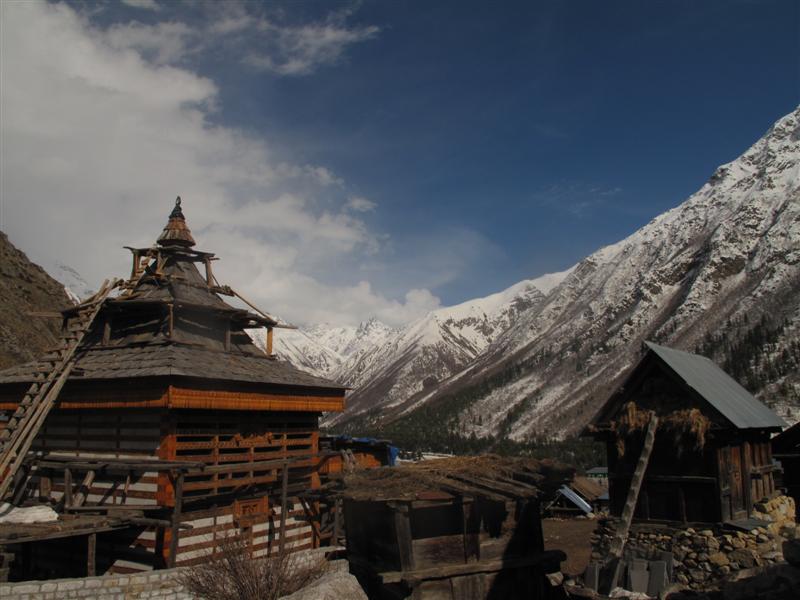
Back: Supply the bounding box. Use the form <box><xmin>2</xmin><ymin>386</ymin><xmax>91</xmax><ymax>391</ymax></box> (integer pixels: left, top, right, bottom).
<box><xmin>752</xmin><ymin>494</ymin><xmax>796</xmax><ymax>534</ymax></box>
<box><xmin>589</xmin><ymin>495</ymin><xmax>798</xmax><ymax>591</ymax></box>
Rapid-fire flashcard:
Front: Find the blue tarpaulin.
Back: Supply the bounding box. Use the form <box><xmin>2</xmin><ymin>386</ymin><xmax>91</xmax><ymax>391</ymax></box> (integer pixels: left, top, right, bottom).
<box><xmin>334</xmin><ymin>435</ymin><xmax>399</xmax><ymax>466</ymax></box>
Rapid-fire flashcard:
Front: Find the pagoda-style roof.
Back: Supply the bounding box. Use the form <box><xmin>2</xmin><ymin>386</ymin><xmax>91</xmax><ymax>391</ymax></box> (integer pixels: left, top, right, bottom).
<box><xmin>0</xmin><ymin>198</ymin><xmax>346</xmax><ymax>396</ymax></box>
<box><xmin>0</xmin><ymin>344</ymin><xmax>338</xmax><ymax>390</ymax></box>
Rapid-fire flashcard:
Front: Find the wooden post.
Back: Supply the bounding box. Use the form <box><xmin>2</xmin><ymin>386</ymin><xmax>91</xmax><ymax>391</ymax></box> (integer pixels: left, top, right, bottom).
<box><xmin>122</xmin><ymin>472</ymin><xmax>131</xmax><ymax>505</ymax></box>
<box><xmin>87</xmin><ymin>533</ymin><xmax>96</xmax><ymax>576</ymax></box>
<box><xmin>460</xmin><ymin>496</ymin><xmax>469</xmax><ymax>563</ymax></box>
<box><xmin>102</xmin><ymin>317</ymin><xmax>111</xmax><ymax>345</ymax></box>
<box><xmin>168</xmin><ymin>470</ymin><xmax>184</xmax><ymax>568</ymax></box>
<box><xmin>279</xmin><ymin>462</ymin><xmax>289</xmax><ymax>554</ymax></box>
<box><xmin>130</xmin><ymin>250</ymin><xmax>140</xmax><ymax>280</ymax></box>
<box><xmin>204</xmin><ymin>258</ymin><xmax>214</xmax><ymax>287</ymax></box>
<box><xmin>742</xmin><ymin>441</ymin><xmax>753</xmax><ymax>515</ymax></box>
<box><xmin>266</xmin><ymin>327</ymin><xmax>274</xmax><ymax>357</ymax></box>
<box><xmin>677</xmin><ymin>486</ymin><xmax>687</xmax><ymax>523</ymax></box>
<box><xmin>333</xmin><ymin>498</ymin><xmax>341</xmax><ymax>544</ymax></box>
<box><xmin>39</xmin><ymin>471</ymin><xmax>52</xmax><ymax>500</ymax></box>
<box><xmin>72</xmin><ymin>470</ymin><xmax>96</xmax><ymax>508</ymax></box>
<box><xmin>155</xmin><ymin>253</ymin><xmax>165</xmax><ymax>277</ymax></box>
<box><xmin>167</xmin><ymin>304</ymin><xmax>174</xmax><ymax>338</ymax></box>
<box><xmin>393</xmin><ymin>502</ymin><xmax>414</xmax><ymax>572</ymax></box>
<box><xmin>64</xmin><ymin>468</ymin><xmax>73</xmax><ymax>508</ymax></box>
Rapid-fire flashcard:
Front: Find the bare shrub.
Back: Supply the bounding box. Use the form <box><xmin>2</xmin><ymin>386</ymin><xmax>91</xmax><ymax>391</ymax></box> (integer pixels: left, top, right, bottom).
<box><xmin>179</xmin><ymin>535</ymin><xmax>329</xmax><ymax>600</ymax></box>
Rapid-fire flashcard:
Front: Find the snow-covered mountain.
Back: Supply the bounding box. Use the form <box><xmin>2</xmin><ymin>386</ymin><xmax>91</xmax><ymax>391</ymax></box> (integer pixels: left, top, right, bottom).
<box><xmin>324</xmin><ymin>271</ymin><xmax>572</xmax><ymax>425</ymax></box>
<box><xmin>328</xmin><ymin>106</ymin><xmax>800</xmax><ymax>440</ymax></box>
<box><xmin>248</xmin><ymin>327</ymin><xmax>344</xmax><ymax>377</ymax></box>
<box><xmin>29</xmin><ymin>258</ymin><xmax>93</xmax><ymax>303</ymax></box>
<box><xmin>248</xmin><ymin>318</ymin><xmax>396</xmax><ymax>379</ymax></box>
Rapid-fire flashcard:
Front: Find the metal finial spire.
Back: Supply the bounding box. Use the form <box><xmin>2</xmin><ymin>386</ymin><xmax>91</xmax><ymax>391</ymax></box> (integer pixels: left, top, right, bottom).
<box><xmin>169</xmin><ymin>196</ymin><xmax>185</xmax><ymax>220</ymax></box>
<box><xmin>158</xmin><ymin>195</ymin><xmax>195</xmax><ymax>247</ymax></box>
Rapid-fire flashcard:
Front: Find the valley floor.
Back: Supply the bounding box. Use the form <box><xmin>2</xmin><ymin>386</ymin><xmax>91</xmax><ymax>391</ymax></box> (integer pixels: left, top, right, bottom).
<box><xmin>542</xmin><ymin>517</ymin><xmax>597</xmax><ymax>578</ymax></box>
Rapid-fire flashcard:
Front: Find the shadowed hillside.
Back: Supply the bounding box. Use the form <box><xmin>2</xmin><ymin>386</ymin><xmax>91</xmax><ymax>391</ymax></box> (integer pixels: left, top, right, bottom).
<box><xmin>0</xmin><ymin>232</ymin><xmax>73</xmax><ymax>369</ymax></box>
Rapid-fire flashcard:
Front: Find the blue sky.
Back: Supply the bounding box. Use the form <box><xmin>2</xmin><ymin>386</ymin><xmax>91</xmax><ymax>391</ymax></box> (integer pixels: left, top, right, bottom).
<box><xmin>1</xmin><ymin>1</ymin><xmax>798</xmax><ymax>325</ymax></box>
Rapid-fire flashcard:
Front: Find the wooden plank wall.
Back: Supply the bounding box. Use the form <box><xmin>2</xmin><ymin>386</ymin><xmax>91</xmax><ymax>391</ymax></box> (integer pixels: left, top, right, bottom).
<box><xmin>9</xmin><ymin>409</ymin><xmax>164</xmax><ymax>575</ymax></box>
<box><xmin>748</xmin><ymin>440</ymin><xmax>776</xmax><ymax>504</ymax></box>
<box><xmin>7</xmin><ymin>407</ymin><xmax>322</xmax><ymax>574</ymax></box>
<box><xmin>173</xmin><ymin>501</ymin><xmax>315</xmax><ymax>567</ymax></box>
<box><xmin>25</xmin><ymin>409</ymin><xmax>163</xmax><ymax>508</ymax></box>
<box><xmin>165</xmin><ymin>410</ymin><xmax>318</xmax><ymax>501</ymax></box>
<box><xmin>164</xmin><ymin>410</ymin><xmax>320</xmax><ymax>566</ymax></box>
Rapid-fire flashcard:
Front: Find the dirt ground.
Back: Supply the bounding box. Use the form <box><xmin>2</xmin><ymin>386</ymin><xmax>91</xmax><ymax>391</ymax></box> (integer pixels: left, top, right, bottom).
<box><xmin>542</xmin><ymin>517</ymin><xmax>597</xmax><ymax>578</ymax></box>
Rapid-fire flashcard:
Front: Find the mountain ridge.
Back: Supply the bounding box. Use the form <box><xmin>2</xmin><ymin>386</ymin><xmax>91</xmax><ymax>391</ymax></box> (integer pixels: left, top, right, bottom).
<box><xmin>326</xmin><ymin>106</ymin><xmax>800</xmax><ymax>443</ymax></box>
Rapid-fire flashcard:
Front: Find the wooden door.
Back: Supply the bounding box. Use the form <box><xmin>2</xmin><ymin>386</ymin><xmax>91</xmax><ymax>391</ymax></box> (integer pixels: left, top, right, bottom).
<box><xmin>718</xmin><ymin>446</ymin><xmax>746</xmax><ymax>521</ymax></box>
<box><xmin>729</xmin><ymin>447</ymin><xmax>746</xmax><ymax>519</ymax></box>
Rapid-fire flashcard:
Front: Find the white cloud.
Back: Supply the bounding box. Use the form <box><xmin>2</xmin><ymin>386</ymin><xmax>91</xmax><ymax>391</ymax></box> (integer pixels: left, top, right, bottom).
<box><xmin>345</xmin><ymin>196</ymin><xmax>376</xmax><ymax>212</ymax></box>
<box><xmin>105</xmin><ymin>21</ymin><xmax>195</xmax><ymax>65</ymax></box>
<box><xmin>121</xmin><ymin>0</ymin><xmax>161</xmax><ymax>11</ymax></box>
<box><xmin>0</xmin><ymin>1</ymin><xmax>434</xmax><ymax>328</ymax></box>
<box><xmin>244</xmin><ymin>16</ymin><xmax>380</xmax><ymax>75</ymax></box>
<box><xmin>96</xmin><ymin>2</ymin><xmax>379</xmax><ymax>77</ymax></box>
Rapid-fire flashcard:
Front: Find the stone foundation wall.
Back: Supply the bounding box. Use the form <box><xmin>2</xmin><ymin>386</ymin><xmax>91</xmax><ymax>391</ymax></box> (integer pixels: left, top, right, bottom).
<box><xmin>590</xmin><ymin>495</ymin><xmax>797</xmax><ymax>591</ymax></box>
<box><xmin>0</xmin><ymin>547</ymin><xmax>344</xmax><ymax>600</ymax></box>
<box><xmin>0</xmin><ymin>569</ymin><xmax>191</xmax><ymax>600</ymax></box>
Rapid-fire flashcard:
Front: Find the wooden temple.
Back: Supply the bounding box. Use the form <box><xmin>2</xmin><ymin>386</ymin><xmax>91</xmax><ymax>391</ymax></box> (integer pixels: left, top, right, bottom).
<box><xmin>584</xmin><ymin>341</ymin><xmax>785</xmax><ymax>525</ymax></box>
<box><xmin>0</xmin><ymin>198</ymin><xmax>346</xmax><ymax>579</ymax></box>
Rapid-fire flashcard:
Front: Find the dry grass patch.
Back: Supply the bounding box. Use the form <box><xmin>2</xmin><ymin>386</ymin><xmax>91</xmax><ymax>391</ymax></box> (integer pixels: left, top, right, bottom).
<box><xmin>179</xmin><ymin>536</ymin><xmax>329</xmax><ymax>600</ymax></box>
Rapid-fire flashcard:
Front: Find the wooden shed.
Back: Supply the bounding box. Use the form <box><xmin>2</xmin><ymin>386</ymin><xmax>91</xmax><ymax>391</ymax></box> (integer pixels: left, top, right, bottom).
<box><xmin>584</xmin><ymin>342</ymin><xmax>785</xmax><ymax>525</ymax></box>
<box><xmin>324</xmin><ymin>456</ymin><xmax>571</xmax><ymax>600</ymax></box>
<box><xmin>0</xmin><ymin>198</ymin><xmax>346</xmax><ymax>579</ymax></box>
<box><xmin>772</xmin><ymin>422</ymin><xmax>800</xmax><ymax>520</ymax></box>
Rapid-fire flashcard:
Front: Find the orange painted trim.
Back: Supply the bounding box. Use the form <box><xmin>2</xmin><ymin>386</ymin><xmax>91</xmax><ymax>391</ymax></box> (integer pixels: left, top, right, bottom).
<box><xmin>0</xmin><ymin>386</ymin><xmax>345</xmax><ymax>413</ymax></box>
<box><xmin>167</xmin><ymin>386</ymin><xmax>345</xmax><ymax>412</ymax></box>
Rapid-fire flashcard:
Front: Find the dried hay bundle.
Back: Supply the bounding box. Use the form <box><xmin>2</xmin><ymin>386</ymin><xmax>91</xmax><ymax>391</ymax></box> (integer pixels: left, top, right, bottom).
<box><xmin>662</xmin><ymin>408</ymin><xmax>710</xmax><ymax>453</ymax></box>
<box><xmin>611</xmin><ymin>402</ymin><xmax>653</xmax><ymax>457</ymax></box>
<box><xmin>611</xmin><ymin>403</ymin><xmax>711</xmax><ymax>457</ymax></box>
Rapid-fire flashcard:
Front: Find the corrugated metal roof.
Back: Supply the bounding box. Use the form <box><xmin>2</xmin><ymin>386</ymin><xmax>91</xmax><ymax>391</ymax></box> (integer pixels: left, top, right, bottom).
<box><xmin>586</xmin><ymin>466</ymin><xmax>608</xmax><ymax>475</ymax></box>
<box><xmin>645</xmin><ymin>341</ymin><xmax>786</xmax><ymax>430</ymax></box>
<box><xmin>556</xmin><ymin>485</ymin><xmax>593</xmax><ymax>514</ymax></box>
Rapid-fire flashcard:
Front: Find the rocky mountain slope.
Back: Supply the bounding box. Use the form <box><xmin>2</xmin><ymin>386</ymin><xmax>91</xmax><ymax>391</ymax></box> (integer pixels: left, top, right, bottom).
<box><xmin>324</xmin><ymin>272</ymin><xmax>571</xmax><ymax>426</ymax></box>
<box><xmin>0</xmin><ymin>232</ymin><xmax>74</xmax><ymax>369</ymax></box>
<box><xmin>330</xmin><ymin>106</ymin><xmax>800</xmax><ymax>441</ymax></box>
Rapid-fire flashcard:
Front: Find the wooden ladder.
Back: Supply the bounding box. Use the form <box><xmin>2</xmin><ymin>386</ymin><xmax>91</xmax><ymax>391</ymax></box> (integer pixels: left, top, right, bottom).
<box><xmin>608</xmin><ymin>414</ymin><xmax>659</xmax><ymax>559</ymax></box>
<box><xmin>0</xmin><ymin>279</ymin><xmax>120</xmax><ymax>500</ymax></box>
